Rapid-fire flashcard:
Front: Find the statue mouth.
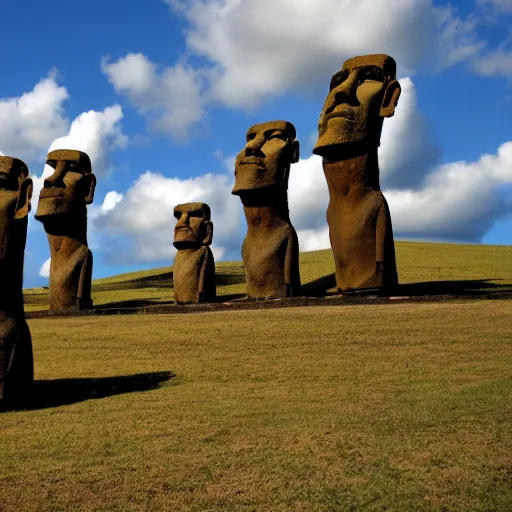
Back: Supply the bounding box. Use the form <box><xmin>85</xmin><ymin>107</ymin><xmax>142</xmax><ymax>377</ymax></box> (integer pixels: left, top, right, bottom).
<box><xmin>326</xmin><ymin>107</ymin><xmax>355</xmax><ymax>122</ymax></box>
<box><xmin>39</xmin><ymin>188</ymin><xmax>64</xmax><ymax>199</ymax></box>
<box><xmin>238</xmin><ymin>158</ymin><xmax>265</xmax><ymax>167</ymax></box>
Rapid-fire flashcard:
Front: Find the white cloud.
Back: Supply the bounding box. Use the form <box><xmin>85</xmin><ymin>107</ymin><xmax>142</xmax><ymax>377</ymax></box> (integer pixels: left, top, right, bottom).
<box><xmin>164</xmin><ymin>0</ymin><xmax>482</xmax><ymax>109</ymax></box>
<box><xmin>296</xmin><ymin>226</ymin><xmax>330</xmax><ymax>253</ymax></box>
<box><xmin>287</xmin><ymin>77</ymin><xmax>512</xmax><ymax>249</ymax></box>
<box><xmin>471</xmin><ymin>50</ymin><xmax>512</xmax><ymax>77</ymax></box>
<box><xmin>288</xmin><ymin>76</ymin><xmax>440</xmax><ymax>231</ymax></box>
<box><xmin>101</xmin><ymin>53</ymin><xmax>206</xmax><ymax>140</ymax></box>
<box><xmin>31</xmin><ymin>105</ymin><xmax>127</xmax><ymax>214</ymax></box>
<box><xmin>39</xmin><ymin>258</ymin><xmax>51</xmax><ymax>278</ymax></box>
<box><xmin>288</xmin><ymin>154</ymin><xmax>328</xmax><ymax>232</ymax></box>
<box><xmin>288</xmin><ymin>141</ymin><xmax>512</xmax><ymax>250</ymax></box>
<box><xmin>48</xmin><ymin>105</ymin><xmax>127</xmax><ymax>173</ymax></box>
<box><xmin>477</xmin><ymin>0</ymin><xmax>512</xmax><ymax>13</ymax></box>
<box><xmin>434</xmin><ymin>6</ymin><xmax>485</xmax><ymax>70</ymax></box>
<box><xmin>0</xmin><ymin>72</ymin><xmax>69</xmax><ymax>162</ymax></box>
<box><xmin>387</xmin><ymin>142</ymin><xmax>512</xmax><ymax>241</ymax></box>
<box><xmin>89</xmin><ymin>70</ymin><xmax>511</xmax><ymax>264</ymax></box>
<box><xmin>378</xmin><ymin>77</ymin><xmax>440</xmax><ymax>189</ymax></box>
<box><xmin>94</xmin><ymin>171</ymin><xmax>241</xmax><ymax>263</ymax></box>
<box><xmin>104</xmin><ymin>1</ymin><xmax>483</xmax><ymax>135</ymax></box>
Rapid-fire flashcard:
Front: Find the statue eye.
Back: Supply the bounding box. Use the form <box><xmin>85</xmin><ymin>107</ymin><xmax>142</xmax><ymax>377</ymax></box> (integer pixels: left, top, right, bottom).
<box><xmin>68</xmin><ymin>162</ymin><xmax>82</xmax><ymax>173</ymax></box>
<box><xmin>174</xmin><ymin>212</ymin><xmax>181</xmax><ymax>220</ymax></box>
<box><xmin>246</xmin><ymin>133</ymin><xmax>256</xmax><ymax>142</ymax></box>
<box><xmin>269</xmin><ymin>132</ymin><xmax>285</xmax><ymax>140</ymax></box>
<box><xmin>330</xmin><ymin>70</ymin><xmax>348</xmax><ymax>90</ymax></box>
<box><xmin>359</xmin><ymin>67</ymin><xmax>384</xmax><ymax>84</ymax></box>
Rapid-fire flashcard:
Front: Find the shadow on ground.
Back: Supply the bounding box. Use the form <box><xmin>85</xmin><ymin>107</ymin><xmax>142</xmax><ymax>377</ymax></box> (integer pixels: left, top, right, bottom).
<box><xmin>2</xmin><ymin>371</ymin><xmax>175</xmax><ymax>412</ymax></box>
<box><xmin>93</xmin><ymin>271</ymin><xmax>174</xmax><ymax>292</ymax></box>
<box><xmin>395</xmin><ymin>279</ymin><xmax>512</xmax><ymax>296</ymax></box>
<box><xmin>301</xmin><ymin>274</ymin><xmax>512</xmax><ymax>298</ymax></box>
<box><xmin>99</xmin><ymin>299</ymin><xmax>175</xmax><ymax>309</ymax></box>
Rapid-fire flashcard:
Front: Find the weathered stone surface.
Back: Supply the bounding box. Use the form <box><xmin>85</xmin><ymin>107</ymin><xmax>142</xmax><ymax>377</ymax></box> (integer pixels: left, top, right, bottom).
<box><xmin>0</xmin><ymin>156</ymin><xmax>34</xmax><ymax>403</ymax></box>
<box><xmin>233</xmin><ymin>121</ymin><xmax>301</xmax><ymax>299</ymax></box>
<box><xmin>35</xmin><ymin>150</ymin><xmax>96</xmax><ymax>311</ymax></box>
<box><xmin>173</xmin><ymin>202</ymin><xmax>216</xmax><ymax>304</ymax></box>
<box><xmin>313</xmin><ymin>54</ymin><xmax>400</xmax><ymax>293</ymax></box>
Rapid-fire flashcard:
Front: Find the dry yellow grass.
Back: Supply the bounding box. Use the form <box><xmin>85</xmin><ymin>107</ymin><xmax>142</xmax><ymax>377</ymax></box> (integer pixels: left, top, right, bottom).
<box><xmin>1</xmin><ymin>300</ymin><xmax>511</xmax><ymax>511</ymax></box>
<box><xmin>2</xmin><ymin>241</ymin><xmax>511</xmax><ymax>510</ymax></box>
<box><xmin>23</xmin><ymin>241</ymin><xmax>512</xmax><ymax>312</ymax></box>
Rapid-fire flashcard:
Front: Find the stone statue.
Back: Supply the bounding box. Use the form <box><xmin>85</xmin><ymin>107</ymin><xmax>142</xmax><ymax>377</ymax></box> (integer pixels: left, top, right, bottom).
<box><xmin>173</xmin><ymin>202</ymin><xmax>216</xmax><ymax>304</ymax></box>
<box><xmin>35</xmin><ymin>149</ymin><xmax>96</xmax><ymax>311</ymax></box>
<box><xmin>313</xmin><ymin>54</ymin><xmax>400</xmax><ymax>293</ymax></box>
<box><xmin>0</xmin><ymin>156</ymin><xmax>34</xmax><ymax>403</ymax></box>
<box><xmin>232</xmin><ymin>120</ymin><xmax>301</xmax><ymax>299</ymax></box>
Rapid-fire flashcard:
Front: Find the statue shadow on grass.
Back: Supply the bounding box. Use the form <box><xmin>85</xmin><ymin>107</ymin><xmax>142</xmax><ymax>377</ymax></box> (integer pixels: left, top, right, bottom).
<box><xmin>301</xmin><ymin>274</ymin><xmax>512</xmax><ymax>298</ymax></box>
<box><xmin>2</xmin><ymin>371</ymin><xmax>175</xmax><ymax>412</ymax></box>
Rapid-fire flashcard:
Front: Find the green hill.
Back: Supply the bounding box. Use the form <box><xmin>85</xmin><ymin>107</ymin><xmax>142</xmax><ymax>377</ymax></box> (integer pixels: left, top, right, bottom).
<box><xmin>2</xmin><ymin>241</ymin><xmax>511</xmax><ymax>511</ymax></box>
<box><xmin>24</xmin><ymin>241</ymin><xmax>512</xmax><ymax>312</ymax></box>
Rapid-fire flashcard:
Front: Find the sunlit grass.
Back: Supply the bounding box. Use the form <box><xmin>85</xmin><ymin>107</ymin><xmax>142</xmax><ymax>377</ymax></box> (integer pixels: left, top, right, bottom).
<box><xmin>1</xmin><ymin>301</ymin><xmax>511</xmax><ymax>511</ymax></box>
<box><xmin>24</xmin><ymin>241</ymin><xmax>512</xmax><ymax>312</ymax></box>
<box><xmin>5</xmin><ymin>241</ymin><xmax>512</xmax><ymax>510</ymax></box>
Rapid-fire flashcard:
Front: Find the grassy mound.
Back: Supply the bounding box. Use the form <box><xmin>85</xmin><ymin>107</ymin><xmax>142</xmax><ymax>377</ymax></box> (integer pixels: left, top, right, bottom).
<box><xmin>24</xmin><ymin>241</ymin><xmax>512</xmax><ymax>312</ymax></box>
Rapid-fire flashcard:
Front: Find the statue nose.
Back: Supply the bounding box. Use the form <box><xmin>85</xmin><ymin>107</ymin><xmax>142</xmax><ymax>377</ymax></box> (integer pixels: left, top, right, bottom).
<box><xmin>245</xmin><ymin>137</ymin><xmax>265</xmax><ymax>157</ymax></box>
<box><xmin>44</xmin><ymin>161</ymin><xmax>67</xmax><ymax>188</ymax></box>
<box><xmin>325</xmin><ymin>73</ymin><xmax>358</xmax><ymax>114</ymax></box>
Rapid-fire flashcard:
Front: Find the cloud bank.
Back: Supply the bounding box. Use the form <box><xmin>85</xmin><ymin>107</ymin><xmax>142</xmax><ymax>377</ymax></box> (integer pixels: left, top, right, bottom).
<box><xmin>104</xmin><ymin>0</ymin><xmax>483</xmax><ymax>139</ymax></box>
<box><xmin>96</xmin><ymin>75</ymin><xmax>512</xmax><ymax>263</ymax></box>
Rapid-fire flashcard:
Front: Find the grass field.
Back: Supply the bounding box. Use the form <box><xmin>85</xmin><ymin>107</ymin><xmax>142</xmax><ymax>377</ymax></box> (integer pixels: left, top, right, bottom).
<box><xmin>23</xmin><ymin>241</ymin><xmax>512</xmax><ymax>311</ymax></box>
<box><xmin>1</xmin><ymin>241</ymin><xmax>511</xmax><ymax>511</ymax></box>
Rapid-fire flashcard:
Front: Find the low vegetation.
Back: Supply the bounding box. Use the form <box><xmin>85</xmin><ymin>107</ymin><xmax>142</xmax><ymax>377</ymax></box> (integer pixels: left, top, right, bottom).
<box><xmin>24</xmin><ymin>241</ymin><xmax>512</xmax><ymax>311</ymax></box>
<box><xmin>1</xmin><ymin>241</ymin><xmax>510</xmax><ymax>511</ymax></box>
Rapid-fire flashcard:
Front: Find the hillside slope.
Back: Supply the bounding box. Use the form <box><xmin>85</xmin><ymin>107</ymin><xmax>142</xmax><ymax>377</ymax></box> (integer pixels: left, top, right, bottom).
<box><xmin>24</xmin><ymin>241</ymin><xmax>512</xmax><ymax>312</ymax></box>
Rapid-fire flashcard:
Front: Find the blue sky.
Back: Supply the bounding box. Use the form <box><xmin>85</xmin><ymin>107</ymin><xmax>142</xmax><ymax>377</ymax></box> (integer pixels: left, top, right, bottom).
<box><xmin>1</xmin><ymin>0</ymin><xmax>511</xmax><ymax>287</ymax></box>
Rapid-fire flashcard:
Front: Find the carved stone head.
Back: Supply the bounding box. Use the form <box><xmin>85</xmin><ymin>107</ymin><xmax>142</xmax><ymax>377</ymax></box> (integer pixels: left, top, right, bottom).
<box><xmin>0</xmin><ymin>157</ymin><xmax>33</xmax><ymax>260</ymax></box>
<box><xmin>232</xmin><ymin>121</ymin><xmax>300</xmax><ymax>196</ymax></box>
<box><xmin>35</xmin><ymin>149</ymin><xmax>96</xmax><ymax>220</ymax></box>
<box><xmin>313</xmin><ymin>54</ymin><xmax>401</xmax><ymax>156</ymax></box>
<box><xmin>173</xmin><ymin>202</ymin><xmax>213</xmax><ymax>249</ymax></box>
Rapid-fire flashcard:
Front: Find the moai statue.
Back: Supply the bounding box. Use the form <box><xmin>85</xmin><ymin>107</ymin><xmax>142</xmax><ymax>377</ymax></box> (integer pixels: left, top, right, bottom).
<box><xmin>313</xmin><ymin>54</ymin><xmax>400</xmax><ymax>293</ymax></box>
<box><xmin>35</xmin><ymin>150</ymin><xmax>96</xmax><ymax>311</ymax></box>
<box><xmin>173</xmin><ymin>202</ymin><xmax>216</xmax><ymax>304</ymax></box>
<box><xmin>232</xmin><ymin>121</ymin><xmax>301</xmax><ymax>299</ymax></box>
<box><xmin>0</xmin><ymin>156</ymin><xmax>34</xmax><ymax>403</ymax></box>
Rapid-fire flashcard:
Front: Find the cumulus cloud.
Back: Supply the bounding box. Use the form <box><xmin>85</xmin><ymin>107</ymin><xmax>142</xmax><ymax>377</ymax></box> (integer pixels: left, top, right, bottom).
<box><xmin>387</xmin><ymin>142</ymin><xmax>512</xmax><ymax>241</ymax></box>
<box><xmin>93</xmin><ymin>171</ymin><xmax>241</xmax><ymax>264</ymax></box>
<box><xmin>164</xmin><ymin>0</ymin><xmax>482</xmax><ymax>109</ymax></box>
<box><xmin>39</xmin><ymin>258</ymin><xmax>51</xmax><ymax>279</ymax></box>
<box><xmin>286</xmin><ymin>75</ymin><xmax>512</xmax><ymax>249</ymax></box>
<box><xmin>0</xmin><ymin>72</ymin><xmax>69</xmax><ymax>162</ymax></box>
<box><xmin>90</xmin><ymin>71</ymin><xmax>512</xmax><ymax>263</ymax></box>
<box><xmin>31</xmin><ymin>105</ymin><xmax>128</xmax><ymax>213</ymax></box>
<box><xmin>379</xmin><ymin>77</ymin><xmax>441</xmax><ymax>189</ymax></box>
<box><xmin>471</xmin><ymin>50</ymin><xmax>512</xmax><ymax>77</ymax></box>
<box><xmin>48</xmin><ymin>105</ymin><xmax>127</xmax><ymax>171</ymax></box>
<box><xmin>288</xmin><ymin>141</ymin><xmax>512</xmax><ymax>251</ymax></box>
<box><xmin>103</xmin><ymin>0</ymin><xmax>483</xmax><ymax>137</ymax></box>
<box><xmin>288</xmin><ymin>75</ymin><xmax>440</xmax><ymax>231</ymax></box>
<box><xmin>477</xmin><ymin>0</ymin><xmax>512</xmax><ymax>13</ymax></box>
<box><xmin>101</xmin><ymin>53</ymin><xmax>207</xmax><ymax>140</ymax></box>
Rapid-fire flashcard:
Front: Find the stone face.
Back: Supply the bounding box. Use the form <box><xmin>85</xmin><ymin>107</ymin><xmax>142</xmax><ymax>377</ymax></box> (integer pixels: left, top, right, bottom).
<box><xmin>0</xmin><ymin>156</ymin><xmax>34</xmax><ymax>403</ymax></box>
<box><xmin>233</xmin><ymin>121</ymin><xmax>301</xmax><ymax>299</ymax></box>
<box><xmin>313</xmin><ymin>54</ymin><xmax>400</xmax><ymax>293</ymax></box>
<box><xmin>35</xmin><ymin>150</ymin><xmax>96</xmax><ymax>311</ymax></box>
<box><xmin>173</xmin><ymin>202</ymin><xmax>216</xmax><ymax>304</ymax></box>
